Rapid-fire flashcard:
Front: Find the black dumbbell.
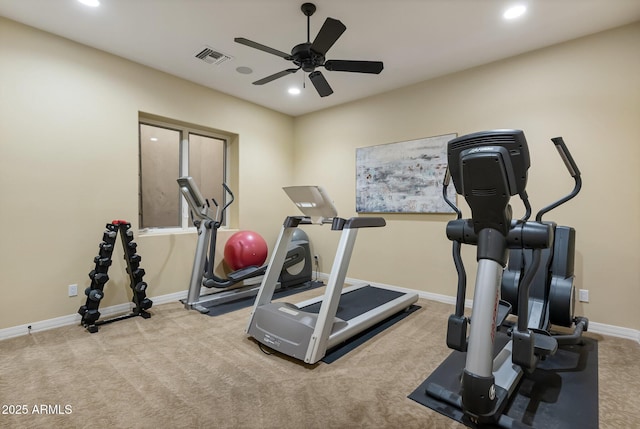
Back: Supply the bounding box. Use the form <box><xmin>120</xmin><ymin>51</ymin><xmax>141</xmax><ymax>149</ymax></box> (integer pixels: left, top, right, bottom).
<box><xmin>134</xmin><ymin>281</ymin><xmax>147</xmax><ymax>292</ymax></box>
<box><xmin>83</xmin><ymin>309</ymin><xmax>100</xmax><ymax>324</ymax></box>
<box><xmin>140</xmin><ymin>298</ymin><xmax>153</xmax><ymax>310</ymax></box>
<box><xmin>88</xmin><ymin>289</ymin><xmax>103</xmax><ymax>302</ymax></box>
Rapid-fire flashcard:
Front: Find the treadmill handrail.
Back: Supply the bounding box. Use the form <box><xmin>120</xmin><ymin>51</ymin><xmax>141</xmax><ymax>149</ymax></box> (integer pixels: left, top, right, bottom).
<box><xmin>344</xmin><ymin>217</ymin><xmax>386</xmax><ymax>229</ymax></box>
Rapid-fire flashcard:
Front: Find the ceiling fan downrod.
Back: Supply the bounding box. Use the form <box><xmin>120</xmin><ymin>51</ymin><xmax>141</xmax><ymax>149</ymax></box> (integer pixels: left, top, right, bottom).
<box><xmin>301</xmin><ymin>2</ymin><xmax>317</xmax><ymax>43</ymax></box>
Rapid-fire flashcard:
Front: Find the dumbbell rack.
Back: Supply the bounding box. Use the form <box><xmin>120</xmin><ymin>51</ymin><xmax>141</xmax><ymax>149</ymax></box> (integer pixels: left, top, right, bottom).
<box><xmin>78</xmin><ymin>220</ymin><xmax>153</xmax><ymax>333</ymax></box>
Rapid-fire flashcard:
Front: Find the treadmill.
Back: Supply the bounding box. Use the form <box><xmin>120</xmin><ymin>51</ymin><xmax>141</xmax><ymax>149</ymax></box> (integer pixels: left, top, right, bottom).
<box><xmin>246</xmin><ymin>186</ymin><xmax>418</xmax><ymax>364</ymax></box>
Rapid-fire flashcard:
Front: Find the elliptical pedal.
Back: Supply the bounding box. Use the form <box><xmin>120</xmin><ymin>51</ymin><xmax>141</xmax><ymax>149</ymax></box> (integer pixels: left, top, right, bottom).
<box><xmin>496</xmin><ymin>300</ymin><xmax>512</xmax><ymax>328</ymax></box>
<box><xmin>226</xmin><ymin>265</ymin><xmax>266</xmax><ymax>282</ymax></box>
<box><xmin>531</xmin><ymin>330</ymin><xmax>559</xmax><ymax>357</ymax></box>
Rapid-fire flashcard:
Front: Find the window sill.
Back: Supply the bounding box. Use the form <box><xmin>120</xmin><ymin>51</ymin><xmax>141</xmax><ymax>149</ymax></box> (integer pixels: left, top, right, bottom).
<box><xmin>137</xmin><ymin>227</ymin><xmax>239</xmax><ymax>237</ymax></box>
<box><xmin>138</xmin><ymin>227</ymin><xmax>197</xmax><ymax>237</ymax></box>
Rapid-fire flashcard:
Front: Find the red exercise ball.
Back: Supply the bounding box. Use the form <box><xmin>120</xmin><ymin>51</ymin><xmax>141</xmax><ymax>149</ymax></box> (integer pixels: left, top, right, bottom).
<box><xmin>223</xmin><ymin>230</ymin><xmax>268</xmax><ymax>271</ymax></box>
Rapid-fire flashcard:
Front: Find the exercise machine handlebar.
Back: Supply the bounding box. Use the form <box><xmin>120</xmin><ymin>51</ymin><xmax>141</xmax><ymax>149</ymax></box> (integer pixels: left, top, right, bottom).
<box><xmin>214</xmin><ymin>183</ymin><xmax>234</xmax><ymax>227</ymax></box>
<box><xmin>552</xmin><ymin>136</ymin><xmax>581</xmax><ymax>178</ymax></box>
<box><xmin>536</xmin><ymin>136</ymin><xmax>582</xmax><ymax>222</ymax></box>
<box><xmin>442</xmin><ymin>167</ymin><xmax>467</xmax><ymax>322</ymax></box>
<box><xmin>442</xmin><ymin>167</ymin><xmax>462</xmax><ymax>219</ymax></box>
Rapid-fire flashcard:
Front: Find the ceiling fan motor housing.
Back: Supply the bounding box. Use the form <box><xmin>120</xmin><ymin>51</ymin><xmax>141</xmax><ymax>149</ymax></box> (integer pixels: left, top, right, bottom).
<box><xmin>292</xmin><ymin>42</ymin><xmax>325</xmax><ymax>72</ymax></box>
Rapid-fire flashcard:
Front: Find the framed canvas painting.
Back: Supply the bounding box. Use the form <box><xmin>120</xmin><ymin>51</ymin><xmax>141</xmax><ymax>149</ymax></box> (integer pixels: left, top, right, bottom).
<box><xmin>356</xmin><ymin>133</ymin><xmax>457</xmax><ymax>213</ymax></box>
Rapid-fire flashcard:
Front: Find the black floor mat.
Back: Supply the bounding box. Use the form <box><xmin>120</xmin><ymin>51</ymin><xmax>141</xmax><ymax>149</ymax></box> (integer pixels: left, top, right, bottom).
<box><xmin>201</xmin><ymin>280</ymin><xmax>324</xmax><ymax>316</ymax></box>
<box><xmin>408</xmin><ymin>333</ymin><xmax>598</xmax><ymax>428</ymax></box>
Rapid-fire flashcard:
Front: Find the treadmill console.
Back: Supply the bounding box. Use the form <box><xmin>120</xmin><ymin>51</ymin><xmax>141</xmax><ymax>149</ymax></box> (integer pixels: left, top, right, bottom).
<box><xmin>283</xmin><ymin>185</ymin><xmax>338</xmax><ymax>224</ymax></box>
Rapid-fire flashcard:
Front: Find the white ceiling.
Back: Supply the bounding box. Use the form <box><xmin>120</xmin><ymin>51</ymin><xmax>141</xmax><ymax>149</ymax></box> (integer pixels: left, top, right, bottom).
<box><xmin>1</xmin><ymin>0</ymin><xmax>639</xmax><ymax>117</ymax></box>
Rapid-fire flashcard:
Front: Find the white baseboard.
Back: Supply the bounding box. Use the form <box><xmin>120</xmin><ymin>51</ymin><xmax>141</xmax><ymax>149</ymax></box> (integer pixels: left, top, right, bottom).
<box><xmin>587</xmin><ymin>321</ymin><xmax>640</xmax><ymax>342</ymax></box>
<box><xmin>0</xmin><ymin>291</ymin><xmax>187</xmax><ymax>341</ymax></box>
<box><xmin>1</xmin><ymin>278</ymin><xmax>638</xmax><ymax>344</ymax></box>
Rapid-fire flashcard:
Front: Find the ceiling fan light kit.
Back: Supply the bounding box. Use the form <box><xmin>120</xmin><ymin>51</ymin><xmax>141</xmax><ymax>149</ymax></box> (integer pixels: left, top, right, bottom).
<box><xmin>234</xmin><ymin>2</ymin><xmax>384</xmax><ymax>97</ymax></box>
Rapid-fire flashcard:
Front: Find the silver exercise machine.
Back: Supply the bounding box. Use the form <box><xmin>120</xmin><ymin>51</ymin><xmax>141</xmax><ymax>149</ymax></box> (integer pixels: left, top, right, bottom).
<box><xmin>178</xmin><ymin>177</ymin><xmax>312</xmax><ymax>313</ymax></box>
<box><xmin>246</xmin><ymin>185</ymin><xmax>418</xmax><ymax>364</ymax></box>
<box><xmin>425</xmin><ymin>129</ymin><xmax>588</xmax><ymax>427</ymax></box>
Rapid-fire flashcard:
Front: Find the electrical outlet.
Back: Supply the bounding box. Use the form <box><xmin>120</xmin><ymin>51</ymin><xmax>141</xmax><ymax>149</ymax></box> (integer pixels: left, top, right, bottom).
<box><xmin>68</xmin><ymin>284</ymin><xmax>78</xmax><ymax>297</ymax></box>
<box><xmin>578</xmin><ymin>289</ymin><xmax>589</xmax><ymax>303</ymax></box>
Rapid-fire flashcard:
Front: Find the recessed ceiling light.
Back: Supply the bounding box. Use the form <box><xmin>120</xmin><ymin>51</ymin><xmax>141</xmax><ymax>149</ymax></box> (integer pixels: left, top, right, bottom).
<box><xmin>236</xmin><ymin>66</ymin><xmax>253</xmax><ymax>75</ymax></box>
<box><xmin>150</xmin><ymin>137</ymin><xmax>158</xmax><ymax>142</ymax></box>
<box><xmin>78</xmin><ymin>0</ymin><xmax>100</xmax><ymax>7</ymax></box>
<box><xmin>503</xmin><ymin>5</ymin><xmax>526</xmax><ymax>20</ymax></box>
<box><xmin>288</xmin><ymin>87</ymin><xmax>301</xmax><ymax>95</ymax></box>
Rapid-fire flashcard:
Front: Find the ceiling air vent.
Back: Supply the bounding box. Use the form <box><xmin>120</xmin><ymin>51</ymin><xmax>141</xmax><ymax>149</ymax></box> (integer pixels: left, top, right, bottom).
<box><xmin>194</xmin><ymin>46</ymin><xmax>233</xmax><ymax>66</ymax></box>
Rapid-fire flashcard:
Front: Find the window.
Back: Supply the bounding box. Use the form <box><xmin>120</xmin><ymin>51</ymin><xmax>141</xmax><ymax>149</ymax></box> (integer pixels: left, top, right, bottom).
<box><xmin>138</xmin><ymin>117</ymin><xmax>227</xmax><ymax>230</ymax></box>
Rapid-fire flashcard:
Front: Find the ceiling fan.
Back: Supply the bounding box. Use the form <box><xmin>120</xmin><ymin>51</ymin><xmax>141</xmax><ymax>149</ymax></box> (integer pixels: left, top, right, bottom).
<box><xmin>234</xmin><ymin>2</ymin><xmax>383</xmax><ymax>97</ymax></box>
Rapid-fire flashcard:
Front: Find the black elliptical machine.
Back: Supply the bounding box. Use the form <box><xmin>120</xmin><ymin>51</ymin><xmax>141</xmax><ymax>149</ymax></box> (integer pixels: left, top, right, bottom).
<box><xmin>177</xmin><ymin>177</ymin><xmax>313</xmax><ymax>314</ymax></box>
<box><xmin>424</xmin><ymin>130</ymin><xmax>588</xmax><ymax>428</ymax></box>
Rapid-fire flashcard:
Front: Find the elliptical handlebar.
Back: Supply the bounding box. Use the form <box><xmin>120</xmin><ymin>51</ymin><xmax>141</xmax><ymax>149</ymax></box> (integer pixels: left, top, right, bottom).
<box><xmin>176</xmin><ymin>176</ymin><xmax>236</xmax><ymax>226</ymax></box>
<box><xmin>442</xmin><ymin>166</ymin><xmax>462</xmax><ymax>220</ymax></box>
<box><xmin>552</xmin><ymin>136</ymin><xmax>581</xmax><ymax>178</ymax></box>
<box><xmin>441</xmin><ymin>166</ymin><xmax>467</xmax><ymax>322</ymax></box>
<box><xmin>217</xmin><ymin>183</ymin><xmax>234</xmax><ymax>226</ymax></box>
<box><xmin>535</xmin><ymin>136</ymin><xmax>582</xmax><ymax>221</ymax></box>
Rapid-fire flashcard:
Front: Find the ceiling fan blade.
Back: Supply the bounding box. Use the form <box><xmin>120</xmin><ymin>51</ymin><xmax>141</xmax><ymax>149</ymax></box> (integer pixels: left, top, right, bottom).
<box><xmin>310</xmin><ymin>18</ymin><xmax>346</xmax><ymax>55</ymax></box>
<box><xmin>253</xmin><ymin>68</ymin><xmax>299</xmax><ymax>85</ymax></box>
<box><xmin>308</xmin><ymin>71</ymin><xmax>333</xmax><ymax>97</ymax></box>
<box><xmin>234</xmin><ymin>37</ymin><xmax>292</xmax><ymax>60</ymax></box>
<box><xmin>324</xmin><ymin>60</ymin><xmax>384</xmax><ymax>74</ymax></box>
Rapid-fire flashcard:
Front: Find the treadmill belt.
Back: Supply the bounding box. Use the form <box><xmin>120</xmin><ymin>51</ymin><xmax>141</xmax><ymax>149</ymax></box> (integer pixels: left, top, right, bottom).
<box><xmin>302</xmin><ymin>285</ymin><xmax>404</xmax><ymax>321</ymax></box>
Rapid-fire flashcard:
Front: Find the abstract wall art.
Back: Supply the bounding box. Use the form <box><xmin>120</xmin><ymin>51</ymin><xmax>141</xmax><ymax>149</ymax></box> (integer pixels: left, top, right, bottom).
<box><xmin>356</xmin><ymin>133</ymin><xmax>457</xmax><ymax>213</ymax></box>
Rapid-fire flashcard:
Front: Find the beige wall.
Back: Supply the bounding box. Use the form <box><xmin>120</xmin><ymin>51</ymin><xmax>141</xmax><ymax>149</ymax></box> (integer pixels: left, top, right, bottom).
<box><xmin>0</xmin><ymin>17</ymin><xmax>294</xmax><ymax>329</ymax></box>
<box><xmin>292</xmin><ymin>23</ymin><xmax>640</xmax><ymax>331</ymax></box>
<box><xmin>1</xmin><ymin>16</ymin><xmax>638</xmax><ymax>333</ymax></box>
